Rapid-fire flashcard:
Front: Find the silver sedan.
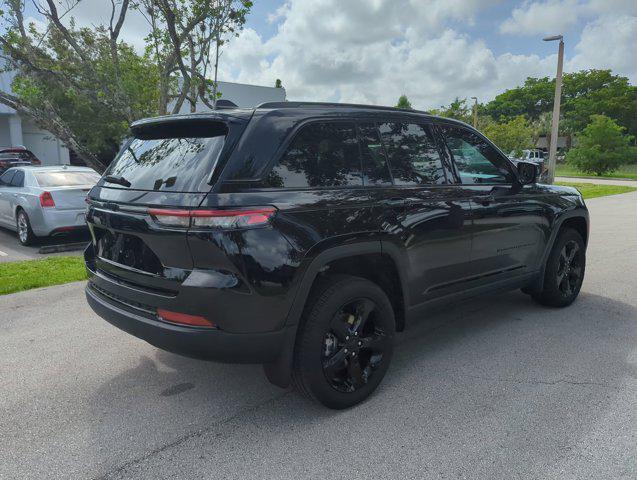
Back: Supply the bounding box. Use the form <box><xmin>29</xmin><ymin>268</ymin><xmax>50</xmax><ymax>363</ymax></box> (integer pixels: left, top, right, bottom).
<box><xmin>0</xmin><ymin>166</ymin><xmax>101</xmax><ymax>245</ymax></box>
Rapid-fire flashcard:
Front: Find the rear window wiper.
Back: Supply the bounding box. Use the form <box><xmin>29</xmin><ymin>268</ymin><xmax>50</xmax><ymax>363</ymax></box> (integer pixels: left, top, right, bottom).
<box><xmin>103</xmin><ymin>175</ymin><xmax>131</xmax><ymax>187</ymax></box>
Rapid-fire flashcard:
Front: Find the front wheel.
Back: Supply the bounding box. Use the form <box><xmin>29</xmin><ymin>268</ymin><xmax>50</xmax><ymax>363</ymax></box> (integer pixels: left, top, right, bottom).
<box><xmin>532</xmin><ymin>228</ymin><xmax>586</xmax><ymax>307</ymax></box>
<box><xmin>292</xmin><ymin>275</ymin><xmax>395</xmax><ymax>409</ymax></box>
<box><xmin>16</xmin><ymin>209</ymin><xmax>37</xmax><ymax>246</ymax></box>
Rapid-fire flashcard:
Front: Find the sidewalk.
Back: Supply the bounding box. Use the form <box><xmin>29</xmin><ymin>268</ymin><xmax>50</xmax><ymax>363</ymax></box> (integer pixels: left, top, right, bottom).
<box><xmin>556</xmin><ymin>176</ymin><xmax>637</xmax><ymax>187</ymax></box>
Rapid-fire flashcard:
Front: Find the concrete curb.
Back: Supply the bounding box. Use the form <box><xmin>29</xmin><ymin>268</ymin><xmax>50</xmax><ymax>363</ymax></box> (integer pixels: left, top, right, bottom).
<box><xmin>38</xmin><ymin>242</ymin><xmax>88</xmax><ymax>254</ymax></box>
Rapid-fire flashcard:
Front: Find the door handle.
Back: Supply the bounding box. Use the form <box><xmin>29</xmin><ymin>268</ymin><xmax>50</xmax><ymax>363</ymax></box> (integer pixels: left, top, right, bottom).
<box><xmin>381</xmin><ymin>198</ymin><xmax>405</xmax><ymax>207</ymax></box>
<box><xmin>474</xmin><ymin>194</ymin><xmax>495</xmax><ymax>205</ymax></box>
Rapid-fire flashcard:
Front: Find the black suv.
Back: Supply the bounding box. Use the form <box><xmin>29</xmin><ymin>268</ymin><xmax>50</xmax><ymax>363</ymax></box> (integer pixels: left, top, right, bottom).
<box><xmin>84</xmin><ymin>102</ymin><xmax>588</xmax><ymax>408</ymax></box>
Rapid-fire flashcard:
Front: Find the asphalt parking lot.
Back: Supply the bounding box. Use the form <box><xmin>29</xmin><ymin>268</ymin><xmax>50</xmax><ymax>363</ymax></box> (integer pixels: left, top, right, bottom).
<box><xmin>0</xmin><ymin>227</ymin><xmax>89</xmax><ymax>262</ymax></box>
<box><xmin>1</xmin><ymin>192</ymin><xmax>636</xmax><ymax>480</ymax></box>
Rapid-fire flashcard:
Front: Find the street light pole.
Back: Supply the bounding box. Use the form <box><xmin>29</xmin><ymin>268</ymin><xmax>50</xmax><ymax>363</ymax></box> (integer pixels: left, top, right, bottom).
<box><xmin>544</xmin><ymin>34</ymin><xmax>564</xmax><ymax>184</ymax></box>
<box><xmin>471</xmin><ymin>96</ymin><xmax>478</xmax><ymax>129</ymax></box>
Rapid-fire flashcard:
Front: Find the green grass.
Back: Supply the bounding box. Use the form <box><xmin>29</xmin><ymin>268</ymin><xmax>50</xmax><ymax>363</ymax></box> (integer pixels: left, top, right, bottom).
<box><xmin>556</xmin><ymin>163</ymin><xmax>637</xmax><ymax>180</ymax></box>
<box><xmin>556</xmin><ymin>182</ymin><xmax>637</xmax><ymax>199</ymax></box>
<box><xmin>0</xmin><ymin>256</ymin><xmax>87</xmax><ymax>296</ymax></box>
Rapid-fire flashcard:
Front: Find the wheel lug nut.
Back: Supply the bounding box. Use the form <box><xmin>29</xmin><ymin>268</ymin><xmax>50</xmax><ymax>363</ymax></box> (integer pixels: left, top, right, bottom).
<box><xmin>344</xmin><ymin>349</ymin><xmax>348</xmax><ymax>353</ymax></box>
<box><xmin>358</xmin><ymin>341</ymin><xmax>362</xmax><ymax>346</ymax></box>
<box><xmin>345</xmin><ymin>336</ymin><xmax>349</xmax><ymax>340</ymax></box>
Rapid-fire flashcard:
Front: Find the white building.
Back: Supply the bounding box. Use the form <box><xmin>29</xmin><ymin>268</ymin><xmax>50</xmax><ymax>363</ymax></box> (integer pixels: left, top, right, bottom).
<box><xmin>0</xmin><ymin>69</ymin><xmax>70</xmax><ymax>165</ymax></box>
<box><xmin>1</xmin><ymin>70</ymin><xmax>286</xmax><ymax>166</ymax></box>
<box><xmin>172</xmin><ymin>80</ymin><xmax>286</xmax><ymax>113</ymax></box>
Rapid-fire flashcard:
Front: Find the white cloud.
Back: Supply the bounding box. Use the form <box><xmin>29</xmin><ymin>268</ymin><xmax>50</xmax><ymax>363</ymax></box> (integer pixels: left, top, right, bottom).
<box><xmin>568</xmin><ymin>14</ymin><xmax>637</xmax><ymax>80</ymax></box>
<box><xmin>220</xmin><ymin>0</ymin><xmax>556</xmax><ymax>109</ymax></box>
<box><xmin>23</xmin><ymin>0</ymin><xmax>637</xmax><ymax>110</ymax></box>
<box><xmin>499</xmin><ymin>0</ymin><xmax>637</xmax><ymax>36</ymax></box>
<box><xmin>499</xmin><ymin>0</ymin><xmax>581</xmax><ymax>36</ymax></box>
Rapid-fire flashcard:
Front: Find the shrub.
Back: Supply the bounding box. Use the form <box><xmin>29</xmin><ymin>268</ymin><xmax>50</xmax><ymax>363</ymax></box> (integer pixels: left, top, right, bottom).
<box><xmin>566</xmin><ymin>115</ymin><xmax>636</xmax><ymax>176</ymax></box>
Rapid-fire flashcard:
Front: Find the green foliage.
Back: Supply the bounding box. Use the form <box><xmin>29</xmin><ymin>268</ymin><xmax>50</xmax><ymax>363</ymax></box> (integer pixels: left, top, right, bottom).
<box><xmin>430</xmin><ymin>97</ymin><xmax>471</xmax><ymax>123</ymax></box>
<box><xmin>566</xmin><ymin>115</ymin><xmax>636</xmax><ymax>176</ymax></box>
<box><xmin>0</xmin><ymin>256</ymin><xmax>87</xmax><ymax>295</ymax></box>
<box><xmin>275</xmin><ymin>78</ymin><xmax>283</xmax><ymax>88</ymax></box>
<box><xmin>555</xmin><ymin>182</ymin><xmax>637</xmax><ymax>199</ymax></box>
<box><xmin>481</xmin><ymin>116</ymin><xmax>534</xmax><ymax>157</ymax></box>
<box><xmin>395</xmin><ymin>94</ymin><xmax>412</xmax><ymax>110</ymax></box>
<box><xmin>1</xmin><ymin>1</ymin><xmax>252</xmax><ymax>168</ymax></box>
<box><xmin>484</xmin><ymin>70</ymin><xmax>637</xmax><ymax>139</ymax></box>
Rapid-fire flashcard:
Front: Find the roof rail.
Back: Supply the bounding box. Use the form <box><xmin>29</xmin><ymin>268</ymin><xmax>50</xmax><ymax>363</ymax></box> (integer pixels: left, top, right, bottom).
<box><xmin>256</xmin><ymin>101</ymin><xmax>430</xmax><ymax>115</ymax></box>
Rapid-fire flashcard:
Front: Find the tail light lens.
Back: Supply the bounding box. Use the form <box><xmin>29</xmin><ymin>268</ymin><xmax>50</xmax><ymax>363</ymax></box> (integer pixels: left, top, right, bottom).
<box><xmin>157</xmin><ymin>308</ymin><xmax>216</xmax><ymax>328</ymax></box>
<box><xmin>148</xmin><ymin>207</ymin><xmax>276</xmax><ymax>229</ymax></box>
<box><xmin>39</xmin><ymin>191</ymin><xmax>55</xmax><ymax>208</ymax></box>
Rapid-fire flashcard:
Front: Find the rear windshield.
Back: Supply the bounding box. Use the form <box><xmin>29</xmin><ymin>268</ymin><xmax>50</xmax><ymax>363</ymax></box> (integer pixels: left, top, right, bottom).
<box><xmin>35</xmin><ymin>171</ymin><xmax>101</xmax><ymax>187</ymax></box>
<box><xmin>104</xmin><ymin>122</ymin><xmax>227</xmax><ymax>192</ymax></box>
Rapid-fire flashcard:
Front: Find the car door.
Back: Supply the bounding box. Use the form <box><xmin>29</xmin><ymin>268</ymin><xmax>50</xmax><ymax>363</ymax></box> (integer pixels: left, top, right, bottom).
<box><xmin>8</xmin><ymin>169</ymin><xmax>25</xmax><ymax>223</ymax></box>
<box><xmin>360</xmin><ymin>119</ymin><xmax>473</xmax><ymax>309</ymax></box>
<box><xmin>438</xmin><ymin>122</ymin><xmax>548</xmax><ymax>285</ymax></box>
<box><xmin>0</xmin><ymin>169</ymin><xmax>16</xmax><ymax>227</ymax></box>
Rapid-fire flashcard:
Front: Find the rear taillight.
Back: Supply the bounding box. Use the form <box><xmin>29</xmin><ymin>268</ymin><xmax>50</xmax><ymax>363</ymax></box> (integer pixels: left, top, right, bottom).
<box><xmin>39</xmin><ymin>191</ymin><xmax>55</xmax><ymax>208</ymax></box>
<box><xmin>148</xmin><ymin>207</ymin><xmax>276</xmax><ymax>229</ymax></box>
<box><xmin>157</xmin><ymin>309</ymin><xmax>216</xmax><ymax>328</ymax></box>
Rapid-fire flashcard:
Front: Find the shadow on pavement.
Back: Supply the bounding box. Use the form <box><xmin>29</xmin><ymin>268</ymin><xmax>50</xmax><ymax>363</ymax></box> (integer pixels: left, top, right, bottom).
<box><xmin>87</xmin><ymin>289</ymin><xmax>636</xmax><ymax>478</ymax></box>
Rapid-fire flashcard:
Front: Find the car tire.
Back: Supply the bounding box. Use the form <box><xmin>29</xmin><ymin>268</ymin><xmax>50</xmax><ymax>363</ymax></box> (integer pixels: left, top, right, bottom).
<box><xmin>16</xmin><ymin>209</ymin><xmax>37</xmax><ymax>246</ymax></box>
<box><xmin>292</xmin><ymin>275</ymin><xmax>395</xmax><ymax>409</ymax></box>
<box><xmin>532</xmin><ymin>228</ymin><xmax>586</xmax><ymax>307</ymax></box>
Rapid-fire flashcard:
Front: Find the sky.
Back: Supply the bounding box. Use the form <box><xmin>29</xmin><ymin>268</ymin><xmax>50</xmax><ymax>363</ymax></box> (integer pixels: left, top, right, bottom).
<box><xmin>20</xmin><ymin>0</ymin><xmax>637</xmax><ymax>110</ymax></box>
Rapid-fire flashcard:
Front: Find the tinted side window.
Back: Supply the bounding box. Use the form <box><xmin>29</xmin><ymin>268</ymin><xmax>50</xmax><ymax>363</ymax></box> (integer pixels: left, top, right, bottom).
<box><xmin>264</xmin><ymin>122</ymin><xmax>362</xmax><ymax>188</ymax></box>
<box><xmin>440</xmin><ymin>125</ymin><xmax>514</xmax><ymax>184</ymax></box>
<box><xmin>379</xmin><ymin>122</ymin><xmax>446</xmax><ymax>185</ymax></box>
<box><xmin>0</xmin><ymin>170</ymin><xmax>15</xmax><ymax>186</ymax></box>
<box><xmin>358</xmin><ymin>123</ymin><xmax>392</xmax><ymax>186</ymax></box>
<box><xmin>10</xmin><ymin>170</ymin><xmax>24</xmax><ymax>187</ymax></box>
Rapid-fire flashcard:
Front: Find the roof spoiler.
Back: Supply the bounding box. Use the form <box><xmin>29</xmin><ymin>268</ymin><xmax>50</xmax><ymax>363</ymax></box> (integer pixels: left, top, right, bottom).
<box><xmin>130</xmin><ymin>116</ymin><xmax>232</xmax><ymax>140</ymax></box>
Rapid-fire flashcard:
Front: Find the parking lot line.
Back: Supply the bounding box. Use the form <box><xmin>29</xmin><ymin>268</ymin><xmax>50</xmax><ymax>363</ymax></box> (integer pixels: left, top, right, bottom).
<box><xmin>0</xmin><ymin>250</ymin><xmax>7</xmax><ymax>257</ymax></box>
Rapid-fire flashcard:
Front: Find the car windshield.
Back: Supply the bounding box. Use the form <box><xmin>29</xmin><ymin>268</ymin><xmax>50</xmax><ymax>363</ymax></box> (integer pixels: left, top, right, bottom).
<box><xmin>34</xmin><ymin>171</ymin><xmax>101</xmax><ymax>187</ymax></box>
<box><xmin>104</xmin><ymin>121</ymin><xmax>228</xmax><ymax>192</ymax></box>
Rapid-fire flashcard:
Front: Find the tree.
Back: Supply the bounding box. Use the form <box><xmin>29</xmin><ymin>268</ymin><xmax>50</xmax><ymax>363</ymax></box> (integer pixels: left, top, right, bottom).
<box><xmin>395</xmin><ymin>94</ymin><xmax>412</xmax><ymax>110</ymax></box>
<box><xmin>484</xmin><ymin>70</ymin><xmax>637</xmax><ymax>139</ymax></box>
<box><xmin>0</xmin><ymin>0</ymin><xmax>157</xmax><ymax>170</ymax></box>
<box><xmin>430</xmin><ymin>97</ymin><xmax>472</xmax><ymax>123</ymax></box>
<box><xmin>482</xmin><ymin>116</ymin><xmax>534</xmax><ymax>157</ymax></box>
<box><xmin>275</xmin><ymin>78</ymin><xmax>283</xmax><ymax>88</ymax></box>
<box><xmin>566</xmin><ymin>115</ymin><xmax>636</xmax><ymax>176</ymax></box>
<box><xmin>136</xmin><ymin>0</ymin><xmax>252</xmax><ymax>113</ymax></box>
<box><xmin>0</xmin><ymin>0</ymin><xmax>253</xmax><ymax>170</ymax></box>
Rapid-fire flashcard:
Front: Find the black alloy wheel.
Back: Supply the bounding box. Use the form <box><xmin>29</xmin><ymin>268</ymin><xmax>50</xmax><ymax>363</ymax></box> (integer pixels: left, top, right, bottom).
<box><xmin>293</xmin><ymin>275</ymin><xmax>395</xmax><ymax>409</ymax></box>
<box><xmin>533</xmin><ymin>228</ymin><xmax>586</xmax><ymax>307</ymax></box>
<box><xmin>555</xmin><ymin>240</ymin><xmax>583</xmax><ymax>298</ymax></box>
<box><xmin>322</xmin><ymin>297</ymin><xmax>391</xmax><ymax>393</ymax></box>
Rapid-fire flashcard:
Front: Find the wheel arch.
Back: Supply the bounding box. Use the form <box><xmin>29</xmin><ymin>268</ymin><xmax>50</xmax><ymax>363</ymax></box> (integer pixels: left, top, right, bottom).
<box><xmin>532</xmin><ymin>208</ymin><xmax>589</xmax><ymax>293</ymax></box>
<box><xmin>263</xmin><ymin>240</ymin><xmax>408</xmax><ymax>388</ymax></box>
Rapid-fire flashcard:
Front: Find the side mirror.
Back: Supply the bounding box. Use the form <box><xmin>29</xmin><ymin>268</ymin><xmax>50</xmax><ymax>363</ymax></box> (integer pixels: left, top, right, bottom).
<box><xmin>516</xmin><ymin>161</ymin><xmax>538</xmax><ymax>185</ymax></box>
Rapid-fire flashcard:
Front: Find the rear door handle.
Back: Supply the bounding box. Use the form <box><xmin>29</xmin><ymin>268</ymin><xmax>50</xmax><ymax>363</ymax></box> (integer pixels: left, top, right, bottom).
<box><xmin>474</xmin><ymin>194</ymin><xmax>495</xmax><ymax>205</ymax></box>
<box><xmin>381</xmin><ymin>198</ymin><xmax>405</xmax><ymax>207</ymax></box>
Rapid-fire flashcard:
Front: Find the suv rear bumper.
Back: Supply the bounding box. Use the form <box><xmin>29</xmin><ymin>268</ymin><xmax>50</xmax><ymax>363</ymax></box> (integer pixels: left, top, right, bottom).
<box><xmin>86</xmin><ymin>284</ymin><xmax>288</xmax><ymax>363</ymax></box>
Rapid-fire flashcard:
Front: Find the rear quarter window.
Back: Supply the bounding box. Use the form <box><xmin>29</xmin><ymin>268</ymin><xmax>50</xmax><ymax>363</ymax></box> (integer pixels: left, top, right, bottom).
<box><xmin>263</xmin><ymin>122</ymin><xmax>362</xmax><ymax>189</ymax></box>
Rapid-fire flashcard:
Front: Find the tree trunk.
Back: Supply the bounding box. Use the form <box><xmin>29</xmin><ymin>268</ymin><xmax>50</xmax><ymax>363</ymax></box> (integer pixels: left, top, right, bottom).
<box><xmin>0</xmin><ymin>91</ymin><xmax>106</xmax><ymax>172</ymax></box>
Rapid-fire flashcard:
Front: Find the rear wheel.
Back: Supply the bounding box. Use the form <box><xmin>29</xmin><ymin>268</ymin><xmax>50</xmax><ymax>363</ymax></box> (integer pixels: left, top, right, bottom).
<box><xmin>532</xmin><ymin>228</ymin><xmax>585</xmax><ymax>307</ymax></box>
<box><xmin>16</xmin><ymin>209</ymin><xmax>36</xmax><ymax>246</ymax></box>
<box><xmin>292</xmin><ymin>275</ymin><xmax>395</xmax><ymax>409</ymax></box>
